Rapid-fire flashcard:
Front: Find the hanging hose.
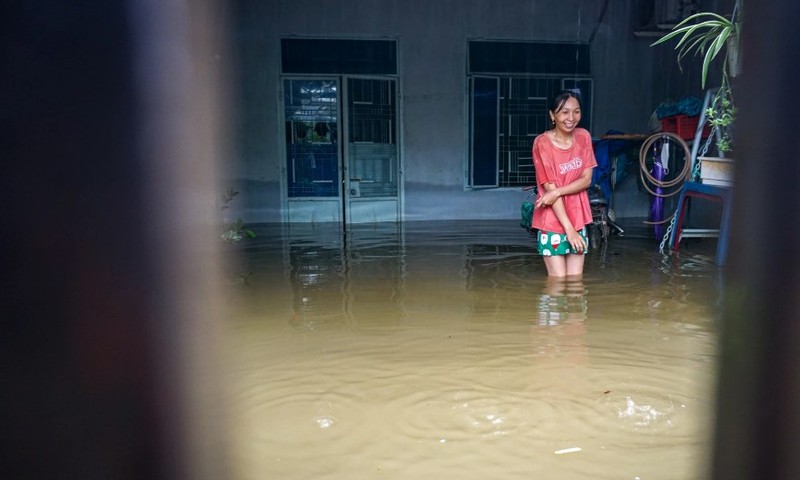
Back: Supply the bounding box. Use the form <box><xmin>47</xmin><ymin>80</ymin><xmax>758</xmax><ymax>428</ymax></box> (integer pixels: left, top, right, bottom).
<box><xmin>638</xmin><ymin>132</ymin><xmax>692</xmax><ymax>224</ymax></box>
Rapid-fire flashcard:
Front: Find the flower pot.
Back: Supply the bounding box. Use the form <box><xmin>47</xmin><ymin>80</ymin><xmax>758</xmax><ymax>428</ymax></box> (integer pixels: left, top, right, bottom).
<box><xmin>699</xmin><ymin>156</ymin><xmax>734</xmax><ymax>186</ymax></box>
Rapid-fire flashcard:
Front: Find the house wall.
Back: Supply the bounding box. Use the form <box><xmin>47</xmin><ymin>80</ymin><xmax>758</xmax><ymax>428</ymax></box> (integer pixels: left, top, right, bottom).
<box><xmin>230</xmin><ymin>0</ymin><xmax>658</xmax><ymax>223</ymax></box>
<box><xmin>650</xmin><ymin>0</ymin><xmax>739</xmax><ymax>109</ymax></box>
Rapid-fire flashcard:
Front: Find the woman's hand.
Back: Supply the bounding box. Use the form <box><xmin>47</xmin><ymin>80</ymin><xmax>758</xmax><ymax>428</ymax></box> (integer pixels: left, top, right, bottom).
<box><xmin>565</xmin><ymin>227</ymin><xmax>587</xmax><ymax>253</ymax></box>
<box><xmin>535</xmin><ymin>188</ymin><xmax>561</xmax><ymax>208</ymax></box>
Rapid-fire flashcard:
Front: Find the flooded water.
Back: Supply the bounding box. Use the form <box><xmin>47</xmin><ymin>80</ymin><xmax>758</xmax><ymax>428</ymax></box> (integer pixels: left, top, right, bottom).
<box><xmin>222</xmin><ymin>221</ymin><xmax>722</xmax><ymax>480</ymax></box>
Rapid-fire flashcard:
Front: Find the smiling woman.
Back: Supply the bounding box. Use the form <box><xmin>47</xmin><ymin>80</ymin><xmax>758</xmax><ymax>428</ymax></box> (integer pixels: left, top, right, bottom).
<box><xmin>531</xmin><ymin>91</ymin><xmax>597</xmax><ymax>277</ymax></box>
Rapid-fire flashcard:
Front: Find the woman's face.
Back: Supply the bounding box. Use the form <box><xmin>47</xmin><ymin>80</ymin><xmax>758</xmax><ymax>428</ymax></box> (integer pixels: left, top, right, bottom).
<box><xmin>550</xmin><ymin>96</ymin><xmax>581</xmax><ymax>134</ymax></box>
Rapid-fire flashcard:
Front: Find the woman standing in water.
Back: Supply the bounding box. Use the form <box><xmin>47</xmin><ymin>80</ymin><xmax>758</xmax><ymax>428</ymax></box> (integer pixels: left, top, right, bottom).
<box><xmin>532</xmin><ymin>91</ymin><xmax>597</xmax><ymax>277</ymax></box>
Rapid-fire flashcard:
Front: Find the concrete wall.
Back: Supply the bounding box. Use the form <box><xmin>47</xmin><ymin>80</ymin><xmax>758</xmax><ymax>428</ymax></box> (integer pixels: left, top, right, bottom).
<box><xmin>230</xmin><ymin>0</ymin><xmax>659</xmax><ymax>223</ymax></box>
<box><xmin>649</xmin><ymin>0</ymin><xmax>738</xmax><ymax>108</ymax></box>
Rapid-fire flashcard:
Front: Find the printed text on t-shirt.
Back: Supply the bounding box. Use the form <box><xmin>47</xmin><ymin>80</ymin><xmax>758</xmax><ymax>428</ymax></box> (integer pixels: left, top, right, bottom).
<box><xmin>559</xmin><ymin>157</ymin><xmax>583</xmax><ymax>175</ymax></box>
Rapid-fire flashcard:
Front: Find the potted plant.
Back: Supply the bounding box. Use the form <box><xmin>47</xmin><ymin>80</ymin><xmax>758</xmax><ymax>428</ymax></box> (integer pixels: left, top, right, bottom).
<box><xmin>651</xmin><ymin>8</ymin><xmax>741</xmax><ymax>89</ymax></box>
<box><xmin>704</xmin><ymin>78</ymin><xmax>735</xmax><ymax>155</ymax></box>
<box><xmin>652</xmin><ymin>1</ymin><xmax>741</xmax><ymax>181</ymax></box>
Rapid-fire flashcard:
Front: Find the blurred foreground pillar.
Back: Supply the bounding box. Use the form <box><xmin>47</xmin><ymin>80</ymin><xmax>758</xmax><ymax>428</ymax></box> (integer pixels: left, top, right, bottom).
<box><xmin>1</xmin><ymin>1</ymin><xmax>229</xmax><ymax>479</ymax></box>
<box><xmin>712</xmin><ymin>1</ymin><xmax>800</xmax><ymax>479</ymax></box>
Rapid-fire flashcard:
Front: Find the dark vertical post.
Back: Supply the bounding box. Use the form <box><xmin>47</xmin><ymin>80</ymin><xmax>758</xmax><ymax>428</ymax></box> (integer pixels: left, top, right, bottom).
<box><xmin>712</xmin><ymin>1</ymin><xmax>800</xmax><ymax>479</ymax></box>
<box><xmin>1</xmin><ymin>1</ymin><xmax>228</xmax><ymax>479</ymax></box>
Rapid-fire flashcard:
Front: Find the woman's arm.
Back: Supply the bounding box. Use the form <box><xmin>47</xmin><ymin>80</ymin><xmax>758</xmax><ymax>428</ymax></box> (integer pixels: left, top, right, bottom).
<box><xmin>546</xmin><ymin>190</ymin><xmax>576</xmax><ymax>232</ymax></box>
<box><xmin>536</xmin><ymin>168</ymin><xmax>593</xmax><ymax>252</ymax></box>
<box><xmin>535</xmin><ymin>168</ymin><xmax>593</xmax><ymax>208</ymax></box>
<box><xmin>541</xmin><ymin>187</ymin><xmax>587</xmax><ymax>252</ymax></box>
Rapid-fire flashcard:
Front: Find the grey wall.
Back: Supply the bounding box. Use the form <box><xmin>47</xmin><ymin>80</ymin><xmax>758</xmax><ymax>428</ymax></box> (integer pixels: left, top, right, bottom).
<box><xmin>231</xmin><ymin>0</ymin><xmax>662</xmax><ymax>223</ymax></box>
<box><xmin>649</xmin><ymin>0</ymin><xmax>738</xmax><ymax>108</ymax></box>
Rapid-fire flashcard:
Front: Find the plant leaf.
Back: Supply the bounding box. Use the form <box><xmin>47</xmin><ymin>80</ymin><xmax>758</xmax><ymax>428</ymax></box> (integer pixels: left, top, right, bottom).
<box><xmin>672</xmin><ymin>21</ymin><xmax>726</xmax><ymax>48</ymax></box>
<box><xmin>701</xmin><ymin>28</ymin><xmax>731</xmax><ymax>87</ymax></box>
<box><xmin>651</xmin><ymin>12</ymin><xmax>733</xmax><ymax>49</ymax></box>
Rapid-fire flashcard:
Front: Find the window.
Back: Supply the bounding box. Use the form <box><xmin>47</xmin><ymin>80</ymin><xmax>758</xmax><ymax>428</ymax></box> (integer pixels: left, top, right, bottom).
<box><xmin>467</xmin><ymin>41</ymin><xmax>592</xmax><ymax>188</ymax></box>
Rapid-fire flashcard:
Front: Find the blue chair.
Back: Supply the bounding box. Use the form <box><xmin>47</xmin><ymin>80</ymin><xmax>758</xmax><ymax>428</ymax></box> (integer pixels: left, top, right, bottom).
<box><xmin>668</xmin><ymin>181</ymin><xmax>732</xmax><ymax>266</ymax></box>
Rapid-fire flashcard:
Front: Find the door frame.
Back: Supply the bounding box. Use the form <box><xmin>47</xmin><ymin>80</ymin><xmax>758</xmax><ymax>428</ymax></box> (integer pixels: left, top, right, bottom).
<box><xmin>342</xmin><ymin>74</ymin><xmax>401</xmax><ymax>225</ymax></box>
<box><xmin>279</xmin><ymin>76</ymin><xmax>342</xmax><ymax>224</ymax></box>
<box><xmin>279</xmin><ymin>74</ymin><xmax>403</xmax><ymax>226</ymax></box>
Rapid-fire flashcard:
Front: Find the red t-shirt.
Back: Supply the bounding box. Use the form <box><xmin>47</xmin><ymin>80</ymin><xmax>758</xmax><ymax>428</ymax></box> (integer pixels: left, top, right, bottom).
<box><xmin>531</xmin><ymin>128</ymin><xmax>597</xmax><ymax>233</ymax></box>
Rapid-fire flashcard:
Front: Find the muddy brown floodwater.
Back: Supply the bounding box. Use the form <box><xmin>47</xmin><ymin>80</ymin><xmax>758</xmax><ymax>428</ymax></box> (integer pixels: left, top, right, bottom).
<box><xmin>222</xmin><ymin>221</ymin><xmax>722</xmax><ymax>480</ymax></box>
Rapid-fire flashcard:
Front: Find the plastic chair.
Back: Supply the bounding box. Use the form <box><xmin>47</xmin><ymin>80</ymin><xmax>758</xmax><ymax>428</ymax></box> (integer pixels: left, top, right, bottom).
<box><xmin>668</xmin><ymin>181</ymin><xmax>732</xmax><ymax>266</ymax></box>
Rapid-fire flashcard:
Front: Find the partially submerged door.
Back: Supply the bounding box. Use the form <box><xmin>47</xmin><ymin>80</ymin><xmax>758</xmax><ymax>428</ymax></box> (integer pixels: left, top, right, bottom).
<box><xmin>343</xmin><ymin>77</ymin><xmax>399</xmax><ymax>224</ymax></box>
<box><xmin>283</xmin><ymin>77</ymin><xmax>400</xmax><ymax>224</ymax></box>
<box><xmin>284</xmin><ymin>78</ymin><xmax>342</xmax><ymax>222</ymax></box>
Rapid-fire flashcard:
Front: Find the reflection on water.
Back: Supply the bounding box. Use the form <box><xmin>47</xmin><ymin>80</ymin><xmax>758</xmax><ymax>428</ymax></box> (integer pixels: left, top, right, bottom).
<box><xmin>224</xmin><ymin>221</ymin><xmax>721</xmax><ymax>480</ymax></box>
<box><xmin>536</xmin><ymin>277</ymin><xmax>588</xmax><ymax>326</ymax></box>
